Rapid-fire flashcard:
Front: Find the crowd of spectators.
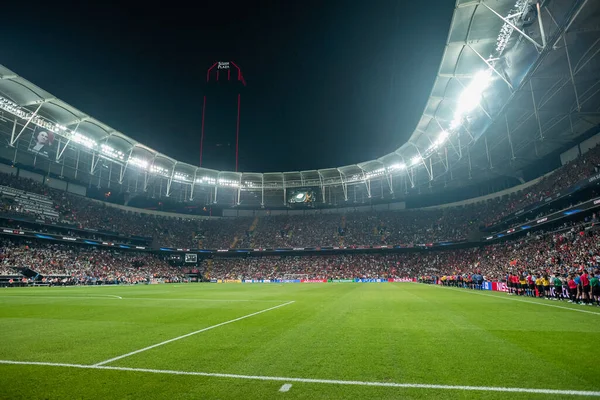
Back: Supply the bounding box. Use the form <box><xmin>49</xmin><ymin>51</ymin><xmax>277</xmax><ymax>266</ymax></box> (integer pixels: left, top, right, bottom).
<box><xmin>0</xmin><ymin>239</ymin><xmax>185</xmax><ymax>284</ymax></box>
<box><xmin>0</xmin><ymin>145</ymin><xmax>598</xmax><ymax>249</ymax></box>
<box><xmin>207</xmin><ymin>223</ymin><xmax>600</xmax><ymax>284</ymax></box>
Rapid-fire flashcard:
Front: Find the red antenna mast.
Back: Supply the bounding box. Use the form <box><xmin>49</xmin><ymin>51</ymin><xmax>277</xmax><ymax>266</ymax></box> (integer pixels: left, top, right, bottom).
<box><xmin>200</xmin><ymin>61</ymin><xmax>246</xmax><ymax>171</ymax></box>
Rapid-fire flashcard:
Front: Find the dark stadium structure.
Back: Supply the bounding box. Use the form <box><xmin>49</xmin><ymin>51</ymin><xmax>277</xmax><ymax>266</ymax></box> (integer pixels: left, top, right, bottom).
<box><xmin>1</xmin><ymin>1</ymin><xmax>599</xmax><ymax>213</ymax></box>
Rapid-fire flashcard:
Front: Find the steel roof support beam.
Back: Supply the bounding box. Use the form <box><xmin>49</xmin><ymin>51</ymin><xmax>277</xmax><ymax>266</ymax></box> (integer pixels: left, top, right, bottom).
<box><xmin>317</xmin><ymin>171</ymin><xmax>326</xmax><ymax>203</ymax></box>
<box><xmin>90</xmin><ymin>152</ymin><xmax>102</xmax><ymax>175</ymax></box>
<box><xmin>144</xmin><ymin>155</ymin><xmax>157</xmax><ymax>192</ymax></box>
<box><xmin>574</xmin><ymin>38</ymin><xmax>600</xmax><ymax>75</ymax></box>
<box><xmin>56</xmin><ymin>121</ymin><xmax>80</xmax><ymax>162</ymax></box>
<box><xmin>282</xmin><ymin>174</ymin><xmax>286</xmax><ymax>205</ymax></box>
<box><xmin>506</xmin><ymin>114</ymin><xmax>516</xmax><ymax>161</ymax></box>
<box><xmin>10</xmin><ymin>102</ymin><xmax>42</xmax><ymax>146</ymax></box>
<box><xmin>261</xmin><ymin>175</ymin><xmax>264</xmax><ymax>207</ymax></box>
<box><xmin>357</xmin><ymin>165</ymin><xmax>372</xmax><ymax>198</ymax></box>
<box><xmin>74</xmin><ymin>150</ymin><xmax>80</xmax><ymax>179</ymax></box>
<box><xmin>337</xmin><ymin>168</ymin><xmax>348</xmax><ymax>201</ymax></box>
<box><xmin>467</xmin><ymin>146</ymin><xmax>472</xmax><ymax>179</ymax></box>
<box><xmin>482</xmin><ymin>2</ymin><xmax>544</xmax><ymax>50</ymax></box>
<box><xmin>385</xmin><ymin>172</ymin><xmax>394</xmax><ymax>196</ymax></box>
<box><xmin>485</xmin><ymin>136</ymin><xmax>493</xmax><ymax>169</ymax></box>
<box><xmin>166</xmin><ymin>162</ymin><xmax>177</xmax><ymax>197</ymax></box>
<box><xmin>536</xmin><ymin>2</ymin><xmax>547</xmax><ymax>49</ymax></box>
<box><xmin>530</xmin><ymin>80</ymin><xmax>544</xmax><ymax>141</ymax></box>
<box><xmin>119</xmin><ymin>147</ymin><xmax>135</xmax><ymax>184</ymax></box>
<box><xmin>468</xmin><ymin>45</ymin><xmax>514</xmax><ymax>91</ymax></box>
<box><xmin>190</xmin><ymin>169</ymin><xmax>198</xmax><ymax>201</ymax></box>
<box><xmin>552</xmin><ymin>0</ymin><xmax>589</xmax><ymax>48</ymax></box>
<box><xmin>563</xmin><ymin>36</ymin><xmax>582</xmax><ymax>112</ymax></box>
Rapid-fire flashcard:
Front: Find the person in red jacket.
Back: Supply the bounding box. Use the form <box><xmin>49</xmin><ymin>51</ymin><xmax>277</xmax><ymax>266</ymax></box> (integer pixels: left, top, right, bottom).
<box><xmin>579</xmin><ymin>270</ymin><xmax>591</xmax><ymax>305</ymax></box>
<box><xmin>567</xmin><ymin>275</ymin><xmax>578</xmax><ymax>303</ymax></box>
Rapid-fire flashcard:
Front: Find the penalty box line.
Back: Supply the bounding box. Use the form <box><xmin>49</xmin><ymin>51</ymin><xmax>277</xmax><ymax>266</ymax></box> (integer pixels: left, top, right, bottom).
<box><xmin>93</xmin><ymin>300</ymin><xmax>295</xmax><ymax>366</ymax></box>
<box><xmin>0</xmin><ymin>360</ymin><xmax>599</xmax><ymax>397</ymax></box>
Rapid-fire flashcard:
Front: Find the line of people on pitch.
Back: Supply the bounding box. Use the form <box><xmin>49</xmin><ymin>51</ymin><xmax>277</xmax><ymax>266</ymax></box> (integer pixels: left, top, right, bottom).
<box><xmin>506</xmin><ymin>270</ymin><xmax>599</xmax><ymax>306</ymax></box>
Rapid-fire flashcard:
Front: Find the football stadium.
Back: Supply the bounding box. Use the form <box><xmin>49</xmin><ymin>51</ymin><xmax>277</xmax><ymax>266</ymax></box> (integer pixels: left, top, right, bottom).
<box><xmin>1</xmin><ymin>0</ymin><xmax>600</xmax><ymax>399</ymax></box>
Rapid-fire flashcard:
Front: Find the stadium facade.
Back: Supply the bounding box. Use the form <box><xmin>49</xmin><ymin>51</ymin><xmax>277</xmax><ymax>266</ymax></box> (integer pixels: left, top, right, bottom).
<box><xmin>0</xmin><ymin>0</ymin><xmax>599</xmax><ymax>209</ymax></box>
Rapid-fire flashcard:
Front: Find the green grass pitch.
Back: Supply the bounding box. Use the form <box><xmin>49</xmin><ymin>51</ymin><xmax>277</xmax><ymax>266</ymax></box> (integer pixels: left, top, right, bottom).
<box><xmin>0</xmin><ymin>283</ymin><xmax>598</xmax><ymax>399</ymax></box>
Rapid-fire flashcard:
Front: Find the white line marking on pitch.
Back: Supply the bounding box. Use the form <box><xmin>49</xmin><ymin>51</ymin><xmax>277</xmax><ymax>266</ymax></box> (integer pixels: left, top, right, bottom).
<box><xmin>93</xmin><ymin>301</ymin><xmax>296</xmax><ymax>366</ymax></box>
<box><xmin>0</xmin><ymin>360</ymin><xmax>598</xmax><ymax>397</ymax></box>
<box><xmin>433</xmin><ymin>286</ymin><xmax>600</xmax><ymax>315</ymax></box>
<box><xmin>0</xmin><ymin>295</ymin><xmax>289</xmax><ymax>303</ymax></box>
<box><xmin>279</xmin><ymin>384</ymin><xmax>292</xmax><ymax>392</ymax></box>
<box><xmin>0</xmin><ymin>295</ymin><xmax>122</xmax><ymax>300</ymax></box>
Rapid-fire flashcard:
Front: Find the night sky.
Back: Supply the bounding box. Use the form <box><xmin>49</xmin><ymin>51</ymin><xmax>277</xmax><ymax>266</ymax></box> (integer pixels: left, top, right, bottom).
<box><xmin>0</xmin><ymin>0</ymin><xmax>453</xmax><ymax>173</ymax></box>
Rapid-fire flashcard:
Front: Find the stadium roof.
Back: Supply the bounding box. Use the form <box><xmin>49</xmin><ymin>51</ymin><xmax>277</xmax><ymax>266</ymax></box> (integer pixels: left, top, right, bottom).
<box><xmin>1</xmin><ymin>0</ymin><xmax>599</xmax><ymax>203</ymax></box>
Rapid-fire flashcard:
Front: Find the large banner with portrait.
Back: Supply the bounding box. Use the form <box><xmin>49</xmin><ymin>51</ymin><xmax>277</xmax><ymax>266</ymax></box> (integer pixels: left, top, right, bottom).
<box><xmin>27</xmin><ymin>127</ymin><xmax>56</xmax><ymax>158</ymax></box>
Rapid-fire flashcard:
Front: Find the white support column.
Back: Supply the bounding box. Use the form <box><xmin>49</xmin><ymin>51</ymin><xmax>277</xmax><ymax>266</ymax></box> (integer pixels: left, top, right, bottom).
<box><xmin>261</xmin><ymin>175</ymin><xmax>265</xmax><ymax>207</ymax></box>
<box><xmin>10</xmin><ymin>119</ymin><xmax>17</xmax><ymax>148</ymax></box>
<box><xmin>386</xmin><ymin>172</ymin><xmax>393</xmax><ymax>195</ymax></box>
<box><xmin>166</xmin><ymin>162</ymin><xmax>177</xmax><ymax>197</ymax></box>
<box><xmin>56</xmin><ymin>121</ymin><xmax>80</xmax><ymax>162</ymax></box>
<box><xmin>10</xmin><ymin>103</ymin><xmax>43</xmax><ymax>146</ymax></box>
<box><xmin>282</xmin><ymin>175</ymin><xmax>286</xmax><ymax>205</ymax></box>
<box><xmin>337</xmin><ymin>169</ymin><xmax>348</xmax><ymax>201</ymax></box>
<box><xmin>536</xmin><ymin>2</ymin><xmax>547</xmax><ymax>48</ymax></box>
<box><xmin>530</xmin><ymin>80</ymin><xmax>544</xmax><ymax>141</ymax></box>
<box><xmin>467</xmin><ymin>146</ymin><xmax>472</xmax><ymax>179</ymax></box>
<box><xmin>318</xmin><ymin>171</ymin><xmax>326</xmax><ymax>203</ymax></box>
<box><xmin>213</xmin><ymin>185</ymin><xmax>218</xmax><ymax>204</ymax></box>
<box><xmin>119</xmin><ymin>147</ymin><xmax>135</xmax><ymax>184</ymax></box>
<box><xmin>485</xmin><ymin>136</ymin><xmax>493</xmax><ymax>169</ymax></box>
<box><xmin>563</xmin><ymin>36</ymin><xmax>581</xmax><ymax>112</ymax></box>
<box><xmin>190</xmin><ymin>169</ymin><xmax>198</xmax><ymax>201</ymax></box>
<box><xmin>74</xmin><ymin>150</ymin><xmax>80</xmax><ymax>179</ymax></box>
<box><xmin>506</xmin><ymin>114</ymin><xmax>515</xmax><ymax>160</ymax></box>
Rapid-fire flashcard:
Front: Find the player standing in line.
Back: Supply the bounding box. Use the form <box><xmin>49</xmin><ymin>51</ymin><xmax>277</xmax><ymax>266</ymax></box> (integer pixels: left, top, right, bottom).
<box><xmin>590</xmin><ymin>273</ymin><xmax>599</xmax><ymax>306</ymax></box>
<box><xmin>567</xmin><ymin>274</ymin><xmax>578</xmax><ymax>303</ymax></box>
<box><xmin>574</xmin><ymin>273</ymin><xmax>582</xmax><ymax>304</ymax></box>
<box><xmin>552</xmin><ymin>274</ymin><xmax>563</xmax><ymax>301</ymax></box>
<box><xmin>535</xmin><ymin>274</ymin><xmax>544</xmax><ymax>298</ymax></box>
<box><xmin>527</xmin><ymin>272</ymin><xmax>535</xmax><ymax>297</ymax></box>
<box><xmin>519</xmin><ymin>273</ymin><xmax>527</xmax><ymax>296</ymax></box>
<box><xmin>579</xmin><ymin>270</ymin><xmax>591</xmax><ymax>305</ymax></box>
<box><xmin>542</xmin><ymin>274</ymin><xmax>551</xmax><ymax>299</ymax></box>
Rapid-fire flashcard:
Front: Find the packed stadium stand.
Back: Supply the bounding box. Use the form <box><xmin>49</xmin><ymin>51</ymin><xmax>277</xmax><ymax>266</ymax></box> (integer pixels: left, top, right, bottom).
<box><xmin>1</xmin><ymin>0</ymin><xmax>600</xmax><ymax>301</ymax></box>
<box><xmin>0</xmin><ymin>141</ymin><xmax>598</xmax><ymax>251</ymax></box>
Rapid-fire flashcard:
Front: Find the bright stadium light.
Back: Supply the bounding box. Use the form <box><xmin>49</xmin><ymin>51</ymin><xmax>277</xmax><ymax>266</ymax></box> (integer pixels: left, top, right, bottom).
<box><xmin>71</xmin><ymin>132</ymin><xmax>97</xmax><ymax>149</ymax></box>
<box><xmin>411</xmin><ymin>155</ymin><xmax>422</xmax><ymax>166</ymax></box>
<box><xmin>196</xmin><ymin>176</ymin><xmax>216</xmax><ymax>185</ymax></box>
<box><xmin>100</xmin><ymin>144</ymin><xmax>125</xmax><ymax>161</ymax></box>
<box><xmin>388</xmin><ymin>163</ymin><xmax>405</xmax><ymax>172</ymax></box>
<box><xmin>455</xmin><ymin>69</ymin><xmax>493</xmax><ymax>119</ymax></box>
<box><xmin>436</xmin><ymin>130</ymin><xmax>449</xmax><ymax>146</ymax></box>
<box><xmin>129</xmin><ymin>157</ymin><xmax>149</xmax><ymax>169</ymax></box>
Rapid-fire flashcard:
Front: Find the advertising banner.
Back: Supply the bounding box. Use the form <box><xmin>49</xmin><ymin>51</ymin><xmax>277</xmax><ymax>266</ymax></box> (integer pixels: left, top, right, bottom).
<box><xmin>388</xmin><ymin>278</ymin><xmax>414</xmax><ymax>282</ymax></box>
<box><xmin>331</xmin><ymin>279</ymin><xmax>353</xmax><ymax>283</ymax></box>
<box><xmin>300</xmin><ymin>279</ymin><xmax>327</xmax><ymax>283</ymax></box>
<box><xmin>482</xmin><ymin>281</ymin><xmax>493</xmax><ymax>290</ymax></box>
<box><xmin>492</xmin><ymin>282</ymin><xmax>508</xmax><ymax>292</ymax></box>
